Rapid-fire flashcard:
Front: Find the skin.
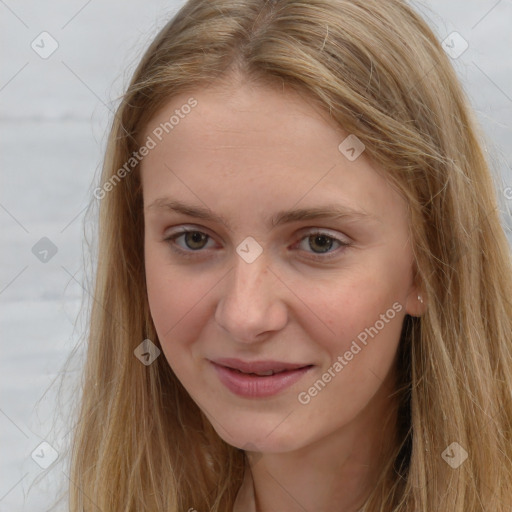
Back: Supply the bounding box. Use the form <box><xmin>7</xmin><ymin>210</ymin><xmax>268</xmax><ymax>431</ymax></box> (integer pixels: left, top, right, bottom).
<box><xmin>141</xmin><ymin>75</ymin><xmax>425</xmax><ymax>512</ymax></box>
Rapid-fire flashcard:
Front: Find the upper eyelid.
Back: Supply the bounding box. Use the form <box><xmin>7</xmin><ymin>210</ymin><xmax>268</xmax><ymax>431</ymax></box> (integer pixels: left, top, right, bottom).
<box><xmin>165</xmin><ymin>225</ymin><xmax>222</xmax><ymax>245</ymax></box>
<box><xmin>164</xmin><ymin>225</ymin><xmax>350</xmax><ymax>242</ymax></box>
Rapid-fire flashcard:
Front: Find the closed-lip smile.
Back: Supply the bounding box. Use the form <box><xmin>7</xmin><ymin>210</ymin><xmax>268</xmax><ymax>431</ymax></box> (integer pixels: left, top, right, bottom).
<box><xmin>209</xmin><ymin>358</ymin><xmax>314</xmax><ymax>398</ymax></box>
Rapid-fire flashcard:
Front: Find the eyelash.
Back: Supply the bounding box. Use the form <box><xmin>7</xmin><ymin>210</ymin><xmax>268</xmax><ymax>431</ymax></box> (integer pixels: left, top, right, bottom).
<box><xmin>163</xmin><ymin>227</ymin><xmax>351</xmax><ymax>261</ymax></box>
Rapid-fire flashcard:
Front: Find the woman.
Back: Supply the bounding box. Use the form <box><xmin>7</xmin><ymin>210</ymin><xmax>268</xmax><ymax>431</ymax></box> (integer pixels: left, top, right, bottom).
<box><xmin>69</xmin><ymin>0</ymin><xmax>512</xmax><ymax>510</ymax></box>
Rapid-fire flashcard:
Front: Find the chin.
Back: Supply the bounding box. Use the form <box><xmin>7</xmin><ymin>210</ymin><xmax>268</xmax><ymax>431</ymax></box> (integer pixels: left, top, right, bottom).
<box><xmin>209</xmin><ymin>416</ymin><xmax>307</xmax><ymax>454</ymax></box>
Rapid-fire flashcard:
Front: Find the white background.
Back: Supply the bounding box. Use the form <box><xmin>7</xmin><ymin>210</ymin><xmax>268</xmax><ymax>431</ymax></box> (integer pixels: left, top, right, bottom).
<box><xmin>1</xmin><ymin>0</ymin><xmax>511</xmax><ymax>510</ymax></box>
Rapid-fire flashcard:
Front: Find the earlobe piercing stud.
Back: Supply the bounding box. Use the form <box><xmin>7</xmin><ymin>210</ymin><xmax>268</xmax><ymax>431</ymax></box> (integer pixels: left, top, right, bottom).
<box><xmin>418</xmin><ymin>295</ymin><xmax>424</xmax><ymax>304</ymax></box>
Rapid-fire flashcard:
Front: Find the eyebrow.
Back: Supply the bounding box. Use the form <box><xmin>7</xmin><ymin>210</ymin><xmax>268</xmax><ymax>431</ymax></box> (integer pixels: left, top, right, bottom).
<box><xmin>145</xmin><ymin>198</ymin><xmax>377</xmax><ymax>229</ymax></box>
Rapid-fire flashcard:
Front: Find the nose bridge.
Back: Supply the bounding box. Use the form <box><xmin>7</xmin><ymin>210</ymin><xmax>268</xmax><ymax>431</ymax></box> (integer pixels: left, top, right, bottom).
<box><xmin>215</xmin><ymin>249</ymin><xmax>287</xmax><ymax>340</ymax></box>
<box><xmin>229</xmin><ymin>252</ymin><xmax>271</xmax><ymax>310</ymax></box>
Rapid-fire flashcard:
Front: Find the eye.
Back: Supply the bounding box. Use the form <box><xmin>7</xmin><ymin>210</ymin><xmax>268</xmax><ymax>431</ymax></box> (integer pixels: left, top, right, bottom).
<box><xmin>163</xmin><ymin>227</ymin><xmax>351</xmax><ymax>261</ymax></box>
<box><xmin>293</xmin><ymin>230</ymin><xmax>351</xmax><ymax>261</ymax></box>
<box><xmin>164</xmin><ymin>228</ymin><xmax>216</xmax><ymax>257</ymax></box>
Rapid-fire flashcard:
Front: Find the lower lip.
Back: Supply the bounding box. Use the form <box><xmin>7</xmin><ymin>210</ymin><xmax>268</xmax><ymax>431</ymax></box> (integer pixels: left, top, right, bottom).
<box><xmin>211</xmin><ymin>362</ymin><xmax>314</xmax><ymax>398</ymax></box>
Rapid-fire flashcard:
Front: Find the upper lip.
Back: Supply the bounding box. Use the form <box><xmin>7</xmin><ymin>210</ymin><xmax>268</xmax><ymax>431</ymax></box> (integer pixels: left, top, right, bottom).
<box><xmin>211</xmin><ymin>358</ymin><xmax>312</xmax><ymax>373</ymax></box>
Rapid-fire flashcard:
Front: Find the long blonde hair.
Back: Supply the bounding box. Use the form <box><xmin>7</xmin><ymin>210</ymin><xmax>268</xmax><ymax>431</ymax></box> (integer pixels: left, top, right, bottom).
<box><xmin>68</xmin><ymin>0</ymin><xmax>512</xmax><ymax>510</ymax></box>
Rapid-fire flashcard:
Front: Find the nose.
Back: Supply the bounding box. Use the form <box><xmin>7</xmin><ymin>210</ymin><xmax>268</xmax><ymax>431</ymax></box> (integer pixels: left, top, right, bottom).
<box><xmin>214</xmin><ymin>253</ymin><xmax>288</xmax><ymax>343</ymax></box>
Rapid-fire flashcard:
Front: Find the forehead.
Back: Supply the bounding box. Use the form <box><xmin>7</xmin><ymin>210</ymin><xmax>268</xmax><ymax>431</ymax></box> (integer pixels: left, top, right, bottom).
<box><xmin>143</xmin><ymin>82</ymin><xmax>338</xmax><ymax>155</ymax></box>
<box><xmin>139</xmin><ymin>82</ymin><xmax>407</xmax><ymax>228</ymax></box>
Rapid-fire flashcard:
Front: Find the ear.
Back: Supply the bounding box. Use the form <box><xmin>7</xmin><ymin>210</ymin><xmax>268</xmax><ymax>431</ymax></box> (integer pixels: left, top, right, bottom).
<box><xmin>405</xmin><ymin>283</ymin><xmax>427</xmax><ymax>317</ymax></box>
<box><xmin>405</xmin><ymin>263</ymin><xmax>427</xmax><ymax>317</ymax></box>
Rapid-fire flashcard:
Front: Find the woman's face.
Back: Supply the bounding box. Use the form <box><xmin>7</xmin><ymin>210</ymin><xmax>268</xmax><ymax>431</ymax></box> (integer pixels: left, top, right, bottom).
<box><xmin>141</xmin><ymin>80</ymin><xmax>423</xmax><ymax>453</ymax></box>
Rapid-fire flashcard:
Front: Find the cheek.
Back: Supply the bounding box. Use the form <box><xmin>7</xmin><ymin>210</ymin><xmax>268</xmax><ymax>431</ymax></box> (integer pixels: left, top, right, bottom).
<box><xmin>144</xmin><ymin>261</ymin><xmax>201</xmax><ymax>387</ymax></box>
<box><xmin>144</xmin><ymin>244</ymin><xmax>192</xmax><ymax>341</ymax></box>
<box><xmin>316</xmin><ymin>267</ymin><xmax>406</xmax><ymax>341</ymax></box>
<box><xmin>306</xmin><ymin>264</ymin><xmax>407</xmax><ymax>398</ymax></box>
<box><xmin>144</xmin><ymin>245</ymin><xmax>217</xmax><ymax>360</ymax></box>
<box><xmin>296</xmin><ymin>281</ymin><xmax>405</xmax><ymax>430</ymax></box>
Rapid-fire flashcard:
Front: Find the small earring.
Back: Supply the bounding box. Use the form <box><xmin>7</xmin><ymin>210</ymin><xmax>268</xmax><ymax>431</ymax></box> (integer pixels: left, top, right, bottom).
<box><xmin>418</xmin><ymin>295</ymin><xmax>424</xmax><ymax>304</ymax></box>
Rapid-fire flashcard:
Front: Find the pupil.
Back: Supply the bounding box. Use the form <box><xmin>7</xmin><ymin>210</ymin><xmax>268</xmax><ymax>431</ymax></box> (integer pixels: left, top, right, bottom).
<box><xmin>186</xmin><ymin>232</ymin><xmax>206</xmax><ymax>249</ymax></box>
<box><xmin>311</xmin><ymin>235</ymin><xmax>332</xmax><ymax>253</ymax></box>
